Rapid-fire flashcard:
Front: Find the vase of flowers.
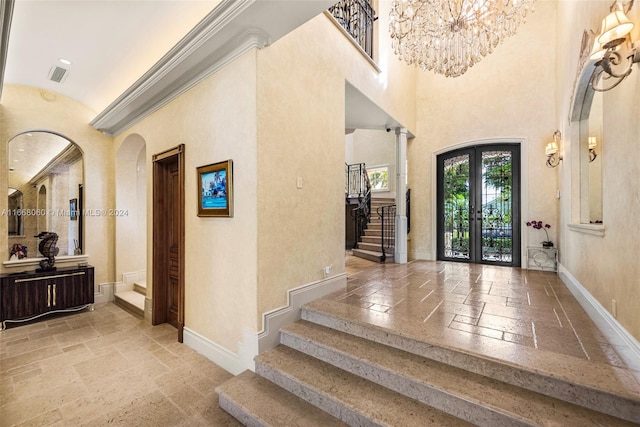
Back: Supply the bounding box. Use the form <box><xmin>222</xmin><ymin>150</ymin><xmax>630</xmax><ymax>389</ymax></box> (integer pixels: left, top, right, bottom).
<box><xmin>526</xmin><ymin>220</ymin><xmax>553</xmax><ymax>247</ymax></box>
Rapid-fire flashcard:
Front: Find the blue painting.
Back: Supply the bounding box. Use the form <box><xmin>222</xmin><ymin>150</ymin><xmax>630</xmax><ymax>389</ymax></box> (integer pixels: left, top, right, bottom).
<box><xmin>201</xmin><ymin>170</ymin><xmax>227</xmax><ymax>209</ymax></box>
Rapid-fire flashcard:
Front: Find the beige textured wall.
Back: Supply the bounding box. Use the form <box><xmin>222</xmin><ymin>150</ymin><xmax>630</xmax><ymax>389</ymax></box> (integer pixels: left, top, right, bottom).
<box><xmin>408</xmin><ymin>1</ymin><xmax>558</xmax><ymax>261</ymax></box>
<box><xmin>113</xmin><ymin>51</ymin><xmax>259</xmax><ymax>352</ymax></box>
<box><xmin>255</xmin><ymin>8</ymin><xmax>416</xmax><ymax>319</ymax></box>
<box><xmin>556</xmin><ymin>1</ymin><xmax>640</xmax><ymax>340</ymax></box>
<box><xmin>349</xmin><ymin>129</ymin><xmax>396</xmax><ymax>199</ymax></box>
<box><xmin>0</xmin><ymin>85</ymin><xmax>115</xmax><ymax>286</ymax></box>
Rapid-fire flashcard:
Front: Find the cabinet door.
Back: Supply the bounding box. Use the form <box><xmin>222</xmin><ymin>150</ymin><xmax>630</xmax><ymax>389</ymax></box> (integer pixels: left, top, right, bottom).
<box><xmin>0</xmin><ymin>277</ymin><xmax>49</xmax><ymax>321</ymax></box>
<box><xmin>55</xmin><ymin>269</ymin><xmax>94</xmax><ymax>310</ymax></box>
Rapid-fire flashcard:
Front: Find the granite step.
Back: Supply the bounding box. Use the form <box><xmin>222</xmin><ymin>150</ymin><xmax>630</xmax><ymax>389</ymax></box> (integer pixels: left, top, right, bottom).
<box><xmin>134</xmin><ymin>280</ymin><xmax>147</xmax><ymax>296</ymax></box>
<box><xmin>281</xmin><ymin>320</ymin><xmax>635</xmax><ymax>426</ymax></box>
<box><xmin>351</xmin><ymin>248</ymin><xmax>393</xmax><ymax>263</ymax></box>
<box><xmin>356</xmin><ymin>242</ymin><xmax>394</xmax><ymax>253</ymax></box>
<box><xmin>301</xmin><ymin>298</ymin><xmax>640</xmax><ymax>424</ymax></box>
<box><xmin>364</xmin><ymin>229</ymin><xmax>394</xmax><ymax>237</ymax></box>
<box><xmin>360</xmin><ymin>235</ymin><xmax>395</xmax><ymax>244</ymax></box>
<box><xmin>255</xmin><ymin>345</ymin><xmax>473</xmax><ymax>427</ymax></box>
<box><xmin>114</xmin><ymin>290</ymin><xmax>144</xmax><ymax>318</ymax></box>
<box><xmin>216</xmin><ymin>370</ymin><xmax>347</xmax><ymax>426</ymax></box>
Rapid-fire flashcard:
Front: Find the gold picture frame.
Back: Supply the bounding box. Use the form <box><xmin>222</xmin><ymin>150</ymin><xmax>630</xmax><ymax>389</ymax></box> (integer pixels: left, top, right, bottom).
<box><xmin>197</xmin><ymin>160</ymin><xmax>233</xmax><ymax>217</ymax></box>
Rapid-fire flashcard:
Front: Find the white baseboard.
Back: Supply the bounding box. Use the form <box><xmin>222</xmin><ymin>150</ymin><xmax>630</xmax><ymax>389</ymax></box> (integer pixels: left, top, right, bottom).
<box><xmin>410</xmin><ymin>250</ymin><xmax>433</xmax><ymax>261</ymax></box>
<box><xmin>182</xmin><ymin>273</ymin><xmax>347</xmax><ymax>375</ymax></box>
<box><xmin>558</xmin><ymin>263</ymin><xmax>640</xmax><ymax>376</ymax></box>
<box><xmin>257</xmin><ymin>273</ymin><xmax>347</xmax><ymax>353</ymax></box>
<box><xmin>114</xmin><ymin>282</ymin><xmax>133</xmax><ymax>293</ymax></box>
<box><xmin>144</xmin><ymin>297</ymin><xmax>152</xmax><ymax>322</ymax></box>
<box><xmin>94</xmin><ymin>282</ymin><xmax>114</xmax><ymax>304</ymax></box>
<box><xmin>184</xmin><ymin>327</ymin><xmax>249</xmax><ymax>375</ymax></box>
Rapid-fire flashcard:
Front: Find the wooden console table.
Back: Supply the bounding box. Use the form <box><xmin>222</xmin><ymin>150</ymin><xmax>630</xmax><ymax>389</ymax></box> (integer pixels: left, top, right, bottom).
<box><xmin>0</xmin><ymin>266</ymin><xmax>94</xmax><ymax>330</ymax></box>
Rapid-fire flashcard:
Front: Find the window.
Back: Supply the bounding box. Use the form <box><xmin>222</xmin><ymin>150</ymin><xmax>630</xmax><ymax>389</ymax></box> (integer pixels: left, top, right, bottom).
<box><xmin>367</xmin><ymin>166</ymin><xmax>389</xmax><ymax>191</ymax></box>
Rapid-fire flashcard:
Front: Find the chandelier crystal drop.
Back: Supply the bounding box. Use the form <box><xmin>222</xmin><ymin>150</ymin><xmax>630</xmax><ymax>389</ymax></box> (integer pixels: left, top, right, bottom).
<box><xmin>389</xmin><ymin>0</ymin><xmax>536</xmax><ymax>77</ymax></box>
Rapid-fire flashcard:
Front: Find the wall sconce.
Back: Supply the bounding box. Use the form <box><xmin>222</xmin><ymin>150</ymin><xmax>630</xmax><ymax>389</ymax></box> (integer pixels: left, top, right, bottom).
<box><xmin>546</xmin><ymin>130</ymin><xmax>563</xmax><ymax>168</ymax></box>
<box><xmin>588</xmin><ymin>136</ymin><xmax>598</xmax><ymax>161</ymax></box>
<box><xmin>590</xmin><ymin>0</ymin><xmax>640</xmax><ymax>91</ymax></box>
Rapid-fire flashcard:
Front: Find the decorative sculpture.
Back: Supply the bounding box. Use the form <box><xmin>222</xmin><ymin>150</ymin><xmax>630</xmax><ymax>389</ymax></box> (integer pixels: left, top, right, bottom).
<box><xmin>35</xmin><ymin>232</ymin><xmax>59</xmax><ymax>272</ymax></box>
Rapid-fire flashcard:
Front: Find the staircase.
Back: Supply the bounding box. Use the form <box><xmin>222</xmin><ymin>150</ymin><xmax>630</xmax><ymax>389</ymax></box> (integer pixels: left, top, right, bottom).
<box><xmin>114</xmin><ymin>274</ymin><xmax>146</xmax><ymax>318</ymax></box>
<box><xmin>352</xmin><ymin>197</ymin><xmax>395</xmax><ymax>263</ymax></box>
<box><xmin>217</xmin><ymin>298</ymin><xmax>640</xmax><ymax>426</ymax></box>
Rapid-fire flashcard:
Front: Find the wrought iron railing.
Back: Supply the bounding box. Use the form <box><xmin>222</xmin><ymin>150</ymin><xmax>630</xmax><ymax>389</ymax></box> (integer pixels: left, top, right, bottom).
<box><xmin>345</xmin><ymin>163</ymin><xmax>368</xmax><ymax>199</ymax></box>
<box><xmin>377</xmin><ymin>204</ymin><xmax>396</xmax><ymax>263</ymax></box>
<box><xmin>328</xmin><ymin>0</ymin><xmax>376</xmax><ymax>59</ymax></box>
<box><xmin>406</xmin><ymin>188</ymin><xmax>411</xmax><ymax>234</ymax></box>
<box><xmin>351</xmin><ymin>188</ymin><xmax>371</xmax><ymax>248</ymax></box>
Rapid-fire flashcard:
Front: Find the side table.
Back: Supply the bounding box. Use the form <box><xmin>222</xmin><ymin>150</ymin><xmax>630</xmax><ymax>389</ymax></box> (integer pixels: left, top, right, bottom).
<box><xmin>527</xmin><ymin>247</ymin><xmax>558</xmax><ymax>272</ymax></box>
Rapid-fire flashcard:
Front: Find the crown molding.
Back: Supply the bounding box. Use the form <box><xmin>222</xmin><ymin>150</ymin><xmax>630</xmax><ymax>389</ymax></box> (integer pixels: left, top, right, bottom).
<box><xmin>90</xmin><ymin>0</ymin><xmax>337</xmax><ymax>136</ymax></box>
<box><xmin>90</xmin><ymin>0</ymin><xmax>261</xmax><ymax>136</ymax></box>
<box><xmin>0</xmin><ymin>0</ymin><xmax>14</xmax><ymax>102</ymax></box>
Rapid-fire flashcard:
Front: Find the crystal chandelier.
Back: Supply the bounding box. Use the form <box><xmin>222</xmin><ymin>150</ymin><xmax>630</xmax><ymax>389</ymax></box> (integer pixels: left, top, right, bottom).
<box><xmin>389</xmin><ymin>0</ymin><xmax>536</xmax><ymax>77</ymax></box>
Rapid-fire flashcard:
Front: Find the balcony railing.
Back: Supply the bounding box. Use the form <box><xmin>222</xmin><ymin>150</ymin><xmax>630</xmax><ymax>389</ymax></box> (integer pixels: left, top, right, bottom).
<box><xmin>328</xmin><ymin>0</ymin><xmax>376</xmax><ymax>59</ymax></box>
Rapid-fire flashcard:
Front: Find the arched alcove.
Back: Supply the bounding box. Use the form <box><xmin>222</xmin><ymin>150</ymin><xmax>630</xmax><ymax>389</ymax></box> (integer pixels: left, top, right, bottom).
<box><xmin>115</xmin><ymin>134</ymin><xmax>147</xmax><ymax>283</ymax></box>
<box><xmin>569</xmin><ymin>30</ymin><xmax>605</xmax><ymax>232</ymax></box>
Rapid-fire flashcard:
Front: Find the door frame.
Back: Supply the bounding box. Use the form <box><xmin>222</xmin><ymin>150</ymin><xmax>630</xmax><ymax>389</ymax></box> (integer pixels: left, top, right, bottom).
<box><xmin>152</xmin><ymin>144</ymin><xmax>185</xmax><ymax>342</ymax></box>
<box><xmin>431</xmin><ymin>138</ymin><xmax>529</xmax><ymax>267</ymax></box>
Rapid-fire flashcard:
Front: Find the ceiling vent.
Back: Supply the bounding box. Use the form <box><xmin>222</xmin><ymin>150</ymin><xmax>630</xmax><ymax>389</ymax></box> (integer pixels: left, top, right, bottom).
<box><xmin>48</xmin><ymin>65</ymin><xmax>69</xmax><ymax>83</ymax></box>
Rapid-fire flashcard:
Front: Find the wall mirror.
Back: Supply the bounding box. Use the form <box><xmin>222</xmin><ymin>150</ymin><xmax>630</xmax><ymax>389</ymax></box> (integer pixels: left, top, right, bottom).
<box><xmin>7</xmin><ymin>131</ymin><xmax>83</xmax><ymax>259</ymax></box>
<box><xmin>571</xmin><ymin>30</ymin><xmax>605</xmax><ymax>228</ymax></box>
<box><xmin>584</xmin><ymin>90</ymin><xmax>603</xmax><ymax>224</ymax></box>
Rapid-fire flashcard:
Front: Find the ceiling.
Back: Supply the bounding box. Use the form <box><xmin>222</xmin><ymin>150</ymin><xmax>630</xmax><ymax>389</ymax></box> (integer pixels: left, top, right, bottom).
<box><xmin>3</xmin><ymin>0</ymin><xmax>221</xmax><ymax>115</ymax></box>
<box><xmin>1</xmin><ymin>0</ymin><xmax>408</xmax><ymax>135</ymax></box>
<box><xmin>8</xmin><ymin>132</ymin><xmax>78</xmax><ymax>185</ymax></box>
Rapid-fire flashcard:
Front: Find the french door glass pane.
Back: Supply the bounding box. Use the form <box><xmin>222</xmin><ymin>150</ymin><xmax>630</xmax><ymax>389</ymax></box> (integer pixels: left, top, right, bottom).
<box><xmin>443</xmin><ymin>154</ymin><xmax>470</xmax><ymax>260</ymax></box>
<box><xmin>481</xmin><ymin>150</ymin><xmax>513</xmax><ymax>263</ymax></box>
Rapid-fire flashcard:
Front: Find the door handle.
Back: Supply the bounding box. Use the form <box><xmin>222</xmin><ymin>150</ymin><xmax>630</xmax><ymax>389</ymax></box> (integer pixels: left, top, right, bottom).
<box><xmin>52</xmin><ymin>284</ymin><xmax>56</xmax><ymax>306</ymax></box>
<box><xmin>47</xmin><ymin>285</ymin><xmax>51</xmax><ymax>307</ymax></box>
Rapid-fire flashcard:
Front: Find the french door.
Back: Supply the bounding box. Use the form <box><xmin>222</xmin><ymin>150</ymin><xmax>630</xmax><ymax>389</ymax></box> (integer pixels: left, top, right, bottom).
<box><xmin>437</xmin><ymin>144</ymin><xmax>521</xmax><ymax>266</ymax></box>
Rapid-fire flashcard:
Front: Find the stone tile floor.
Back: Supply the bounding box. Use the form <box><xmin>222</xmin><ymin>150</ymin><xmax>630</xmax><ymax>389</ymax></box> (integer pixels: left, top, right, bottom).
<box><xmin>2</xmin><ymin>256</ymin><xmax>638</xmax><ymax>427</ymax></box>
<box><xmin>343</xmin><ymin>253</ymin><xmax>635</xmax><ymax>372</ymax></box>
<box><xmin>0</xmin><ymin>303</ymin><xmax>241</xmax><ymax>427</ymax></box>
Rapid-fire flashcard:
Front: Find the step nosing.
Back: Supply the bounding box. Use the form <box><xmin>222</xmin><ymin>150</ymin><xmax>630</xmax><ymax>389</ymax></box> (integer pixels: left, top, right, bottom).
<box><xmin>301</xmin><ymin>302</ymin><xmax>640</xmax><ymax>399</ymax></box>
<box><xmin>255</xmin><ymin>347</ymin><xmax>472</xmax><ymax>426</ymax></box>
<box><xmin>280</xmin><ymin>324</ymin><xmax>630</xmax><ymax>425</ymax></box>
<box><xmin>301</xmin><ymin>301</ymin><xmax>640</xmax><ymax>423</ymax></box>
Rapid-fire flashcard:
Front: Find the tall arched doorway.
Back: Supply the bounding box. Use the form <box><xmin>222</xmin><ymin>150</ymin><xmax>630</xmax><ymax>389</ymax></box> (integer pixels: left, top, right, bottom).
<box><xmin>115</xmin><ymin>135</ymin><xmax>147</xmax><ymax>296</ymax></box>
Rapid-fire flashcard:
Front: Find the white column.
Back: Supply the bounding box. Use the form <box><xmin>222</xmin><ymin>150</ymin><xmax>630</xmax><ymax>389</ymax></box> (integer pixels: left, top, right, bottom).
<box><xmin>395</xmin><ymin>127</ymin><xmax>408</xmax><ymax>264</ymax></box>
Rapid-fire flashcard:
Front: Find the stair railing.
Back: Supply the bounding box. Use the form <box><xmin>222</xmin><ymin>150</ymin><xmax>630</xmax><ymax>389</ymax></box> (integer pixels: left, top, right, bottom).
<box><xmin>328</xmin><ymin>0</ymin><xmax>377</xmax><ymax>60</ymax></box>
<box><xmin>345</xmin><ymin>163</ymin><xmax>368</xmax><ymax>199</ymax></box>
<box><xmin>406</xmin><ymin>188</ymin><xmax>411</xmax><ymax>234</ymax></box>
<box><xmin>351</xmin><ymin>187</ymin><xmax>371</xmax><ymax>248</ymax></box>
<box><xmin>377</xmin><ymin>204</ymin><xmax>396</xmax><ymax>262</ymax></box>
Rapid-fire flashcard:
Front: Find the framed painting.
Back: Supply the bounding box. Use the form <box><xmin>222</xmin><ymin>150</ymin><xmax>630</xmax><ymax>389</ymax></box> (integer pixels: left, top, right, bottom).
<box><xmin>197</xmin><ymin>160</ymin><xmax>233</xmax><ymax>217</ymax></box>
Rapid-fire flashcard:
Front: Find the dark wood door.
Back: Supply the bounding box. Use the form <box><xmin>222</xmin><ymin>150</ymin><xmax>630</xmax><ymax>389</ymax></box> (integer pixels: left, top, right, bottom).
<box><xmin>152</xmin><ymin>145</ymin><xmax>185</xmax><ymax>342</ymax></box>
<box><xmin>166</xmin><ymin>161</ymin><xmax>180</xmax><ymax>328</ymax></box>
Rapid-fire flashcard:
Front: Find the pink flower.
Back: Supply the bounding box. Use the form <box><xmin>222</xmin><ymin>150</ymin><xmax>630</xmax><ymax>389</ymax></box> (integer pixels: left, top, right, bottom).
<box><xmin>526</xmin><ymin>219</ymin><xmax>551</xmax><ymax>242</ymax></box>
